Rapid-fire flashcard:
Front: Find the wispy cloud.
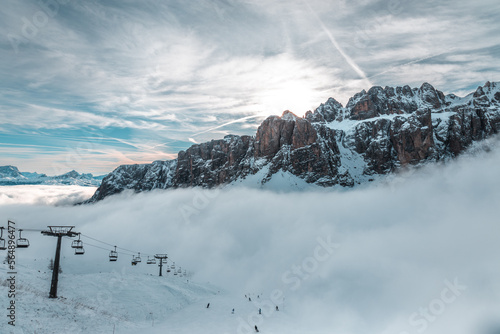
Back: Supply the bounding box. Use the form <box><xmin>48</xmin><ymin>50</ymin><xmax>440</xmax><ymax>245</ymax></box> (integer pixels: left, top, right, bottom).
<box><xmin>1</xmin><ymin>0</ymin><xmax>499</xmax><ymax>173</ymax></box>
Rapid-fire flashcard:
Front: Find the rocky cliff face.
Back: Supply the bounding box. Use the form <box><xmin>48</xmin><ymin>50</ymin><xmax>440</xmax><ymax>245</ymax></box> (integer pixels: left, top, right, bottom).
<box><xmin>86</xmin><ymin>82</ymin><xmax>500</xmax><ymax>203</ymax></box>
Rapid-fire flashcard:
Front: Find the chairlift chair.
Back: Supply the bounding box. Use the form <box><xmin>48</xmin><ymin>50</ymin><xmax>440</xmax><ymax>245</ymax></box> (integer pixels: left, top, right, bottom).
<box><xmin>16</xmin><ymin>229</ymin><xmax>29</xmax><ymax>248</ymax></box>
<box><xmin>71</xmin><ymin>233</ymin><xmax>84</xmax><ymax>249</ymax></box>
<box><xmin>74</xmin><ymin>247</ymin><xmax>85</xmax><ymax>255</ymax></box>
<box><xmin>109</xmin><ymin>246</ymin><xmax>118</xmax><ymax>262</ymax></box>
<box><xmin>147</xmin><ymin>256</ymin><xmax>156</xmax><ymax>265</ymax></box>
<box><xmin>131</xmin><ymin>255</ymin><xmax>138</xmax><ymax>266</ymax></box>
<box><xmin>0</xmin><ymin>227</ymin><xmax>6</xmax><ymax>250</ymax></box>
<box><xmin>134</xmin><ymin>252</ymin><xmax>142</xmax><ymax>263</ymax></box>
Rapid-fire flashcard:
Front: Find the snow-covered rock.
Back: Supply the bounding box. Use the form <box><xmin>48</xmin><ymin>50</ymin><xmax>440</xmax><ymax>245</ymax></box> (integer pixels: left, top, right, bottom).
<box><xmin>86</xmin><ymin>82</ymin><xmax>500</xmax><ymax>203</ymax></box>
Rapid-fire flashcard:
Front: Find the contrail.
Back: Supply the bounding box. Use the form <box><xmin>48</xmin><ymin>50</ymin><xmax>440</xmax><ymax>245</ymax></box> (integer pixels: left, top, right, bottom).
<box><xmin>303</xmin><ymin>1</ymin><xmax>372</xmax><ymax>88</ymax></box>
<box><xmin>191</xmin><ymin>113</ymin><xmax>268</xmax><ymax>137</ymax></box>
<box><xmin>367</xmin><ymin>47</ymin><xmax>457</xmax><ymax>79</ymax></box>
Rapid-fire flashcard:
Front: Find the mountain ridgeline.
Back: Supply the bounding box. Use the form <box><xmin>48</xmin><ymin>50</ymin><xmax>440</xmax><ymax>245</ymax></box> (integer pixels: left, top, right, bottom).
<box><xmin>86</xmin><ymin>82</ymin><xmax>500</xmax><ymax>203</ymax></box>
<box><xmin>0</xmin><ymin>166</ymin><xmax>103</xmax><ymax>186</ymax></box>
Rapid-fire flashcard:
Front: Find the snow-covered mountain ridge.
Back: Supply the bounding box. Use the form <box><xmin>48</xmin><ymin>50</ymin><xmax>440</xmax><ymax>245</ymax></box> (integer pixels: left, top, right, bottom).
<box><xmin>86</xmin><ymin>82</ymin><xmax>500</xmax><ymax>203</ymax></box>
<box><xmin>0</xmin><ymin>166</ymin><xmax>104</xmax><ymax>186</ymax></box>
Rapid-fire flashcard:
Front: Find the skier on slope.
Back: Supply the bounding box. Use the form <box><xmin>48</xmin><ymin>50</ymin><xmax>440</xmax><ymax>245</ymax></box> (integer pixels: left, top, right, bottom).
<box><xmin>254</xmin><ymin>325</ymin><xmax>259</xmax><ymax>332</ymax></box>
<box><xmin>206</xmin><ymin>303</ymin><xmax>210</xmax><ymax>308</ymax></box>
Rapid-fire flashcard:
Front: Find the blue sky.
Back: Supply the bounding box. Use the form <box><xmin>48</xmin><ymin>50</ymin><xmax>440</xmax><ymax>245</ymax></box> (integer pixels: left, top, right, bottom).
<box><xmin>1</xmin><ymin>0</ymin><xmax>499</xmax><ymax>175</ymax></box>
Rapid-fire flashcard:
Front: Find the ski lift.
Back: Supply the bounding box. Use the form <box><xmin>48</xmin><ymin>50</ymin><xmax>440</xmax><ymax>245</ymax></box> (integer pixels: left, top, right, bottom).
<box><xmin>177</xmin><ymin>267</ymin><xmax>182</xmax><ymax>274</ymax></box>
<box><xmin>109</xmin><ymin>246</ymin><xmax>118</xmax><ymax>262</ymax></box>
<box><xmin>16</xmin><ymin>229</ymin><xmax>29</xmax><ymax>248</ymax></box>
<box><xmin>0</xmin><ymin>227</ymin><xmax>6</xmax><ymax>250</ymax></box>
<box><xmin>131</xmin><ymin>255</ymin><xmax>138</xmax><ymax>266</ymax></box>
<box><xmin>147</xmin><ymin>256</ymin><xmax>156</xmax><ymax>265</ymax></box>
<box><xmin>171</xmin><ymin>262</ymin><xmax>175</xmax><ymax>269</ymax></box>
<box><xmin>174</xmin><ymin>270</ymin><xmax>178</xmax><ymax>276</ymax></box>
<box><xmin>71</xmin><ymin>233</ymin><xmax>84</xmax><ymax>249</ymax></box>
<box><xmin>134</xmin><ymin>252</ymin><xmax>142</xmax><ymax>263</ymax></box>
<box><xmin>74</xmin><ymin>247</ymin><xmax>85</xmax><ymax>255</ymax></box>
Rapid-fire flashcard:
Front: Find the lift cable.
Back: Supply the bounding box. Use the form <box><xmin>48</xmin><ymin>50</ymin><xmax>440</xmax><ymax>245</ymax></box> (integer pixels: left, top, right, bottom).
<box><xmin>5</xmin><ymin>225</ymin><xmax>170</xmax><ymax>265</ymax></box>
<box><xmin>81</xmin><ymin>241</ymin><xmax>127</xmax><ymax>254</ymax></box>
<box><xmin>79</xmin><ymin>234</ymin><xmax>154</xmax><ymax>257</ymax></box>
<box><xmin>62</xmin><ymin>236</ymin><xmax>136</xmax><ymax>256</ymax></box>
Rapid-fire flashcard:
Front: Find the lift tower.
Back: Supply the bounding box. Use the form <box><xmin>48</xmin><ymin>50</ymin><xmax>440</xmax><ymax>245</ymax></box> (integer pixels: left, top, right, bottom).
<box><xmin>154</xmin><ymin>254</ymin><xmax>168</xmax><ymax>277</ymax></box>
<box><xmin>41</xmin><ymin>226</ymin><xmax>79</xmax><ymax>298</ymax></box>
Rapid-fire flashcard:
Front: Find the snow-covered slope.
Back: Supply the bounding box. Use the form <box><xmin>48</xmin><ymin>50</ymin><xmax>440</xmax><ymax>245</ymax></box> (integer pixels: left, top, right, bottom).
<box><xmin>0</xmin><ymin>166</ymin><xmax>104</xmax><ymax>186</ymax></box>
<box><xmin>0</xmin><ymin>259</ymin><xmax>219</xmax><ymax>334</ymax></box>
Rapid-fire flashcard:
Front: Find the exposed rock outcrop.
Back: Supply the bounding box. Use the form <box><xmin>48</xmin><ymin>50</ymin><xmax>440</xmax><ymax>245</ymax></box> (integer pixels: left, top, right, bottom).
<box><xmin>85</xmin><ymin>82</ymin><xmax>500</xmax><ymax>203</ymax></box>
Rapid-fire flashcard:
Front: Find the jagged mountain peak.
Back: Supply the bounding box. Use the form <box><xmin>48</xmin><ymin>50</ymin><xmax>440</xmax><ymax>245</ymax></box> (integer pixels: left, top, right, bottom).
<box><xmin>0</xmin><ymin>165</ymin><xmax>24</xmax><ymax>179</ymax></box>
<box><xmin>309</xmin><ymin>82</ymin><xmax>500</xmax><ymax>125</ymax></box>
<box><xmin>419</xmin><ymin>82</ymin><xmax>437</xmax><ymax>91</ymax></box>
<box><xmin>471</xmin><ymin>81</ymin><xmax>500</xmax><ymax>107</ymax></box>
<box><xmin>85</xmin><ymin>82</ymin><xmax>500</xmax><ymax>203</ymax></box>
<box><xmin>281</xmin><ymin>110</ymin><xmax>300</xmax><ymax>121</ymax></box>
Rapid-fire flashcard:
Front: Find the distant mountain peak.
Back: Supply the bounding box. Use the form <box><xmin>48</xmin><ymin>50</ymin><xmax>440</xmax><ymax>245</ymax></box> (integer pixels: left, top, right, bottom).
<box><xmin>0</xmin><ymin>167</ymin><xmax>103</xmax><ymax>186</ymax></box>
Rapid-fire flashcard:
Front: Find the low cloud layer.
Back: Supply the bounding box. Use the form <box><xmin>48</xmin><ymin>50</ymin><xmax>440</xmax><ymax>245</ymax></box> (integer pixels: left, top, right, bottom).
<box><xmin>1</xmin><ymin>138</ymin><xmax>500</xmax><ymax>333</ymax></box>
<box><xmin>0</xmin><ymin>185</ymin><xmax>97</xmax><ymax>206</ymax></box>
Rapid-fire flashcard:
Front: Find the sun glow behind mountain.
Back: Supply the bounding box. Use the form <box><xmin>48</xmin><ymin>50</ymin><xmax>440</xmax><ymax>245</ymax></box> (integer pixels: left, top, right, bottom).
<box><xmin>2</xmin><ymin>1</ymin><xmax>499</xmax><ymax>174</ymax></box>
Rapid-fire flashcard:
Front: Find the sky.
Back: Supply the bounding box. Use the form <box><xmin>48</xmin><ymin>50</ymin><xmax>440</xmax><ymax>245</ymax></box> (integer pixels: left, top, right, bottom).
<box><xmin>1</xmin><ymin>136</ymin><xmax>500</xmax><ymax>333</ymax></box>
<box><xmin>0</xmin><ymin>0</ymin><xmax>499</xmax><ymax>175</ymax></box>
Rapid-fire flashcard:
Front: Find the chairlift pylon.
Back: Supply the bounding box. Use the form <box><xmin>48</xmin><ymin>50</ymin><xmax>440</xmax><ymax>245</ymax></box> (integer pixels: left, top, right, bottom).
<box><xmin>16</xmin><ymin>229</ymin><xmax>29</xmax><ymax>248</ymax></box>
<box><xmin>109</xmin><ymin>246</ymin><xmax>118</xmax><ymax>262</ymax></box>
<box><xmin>0</xmin><ymin>227</ymin><xmax>6</xmax><ymax>250</ymax></box>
